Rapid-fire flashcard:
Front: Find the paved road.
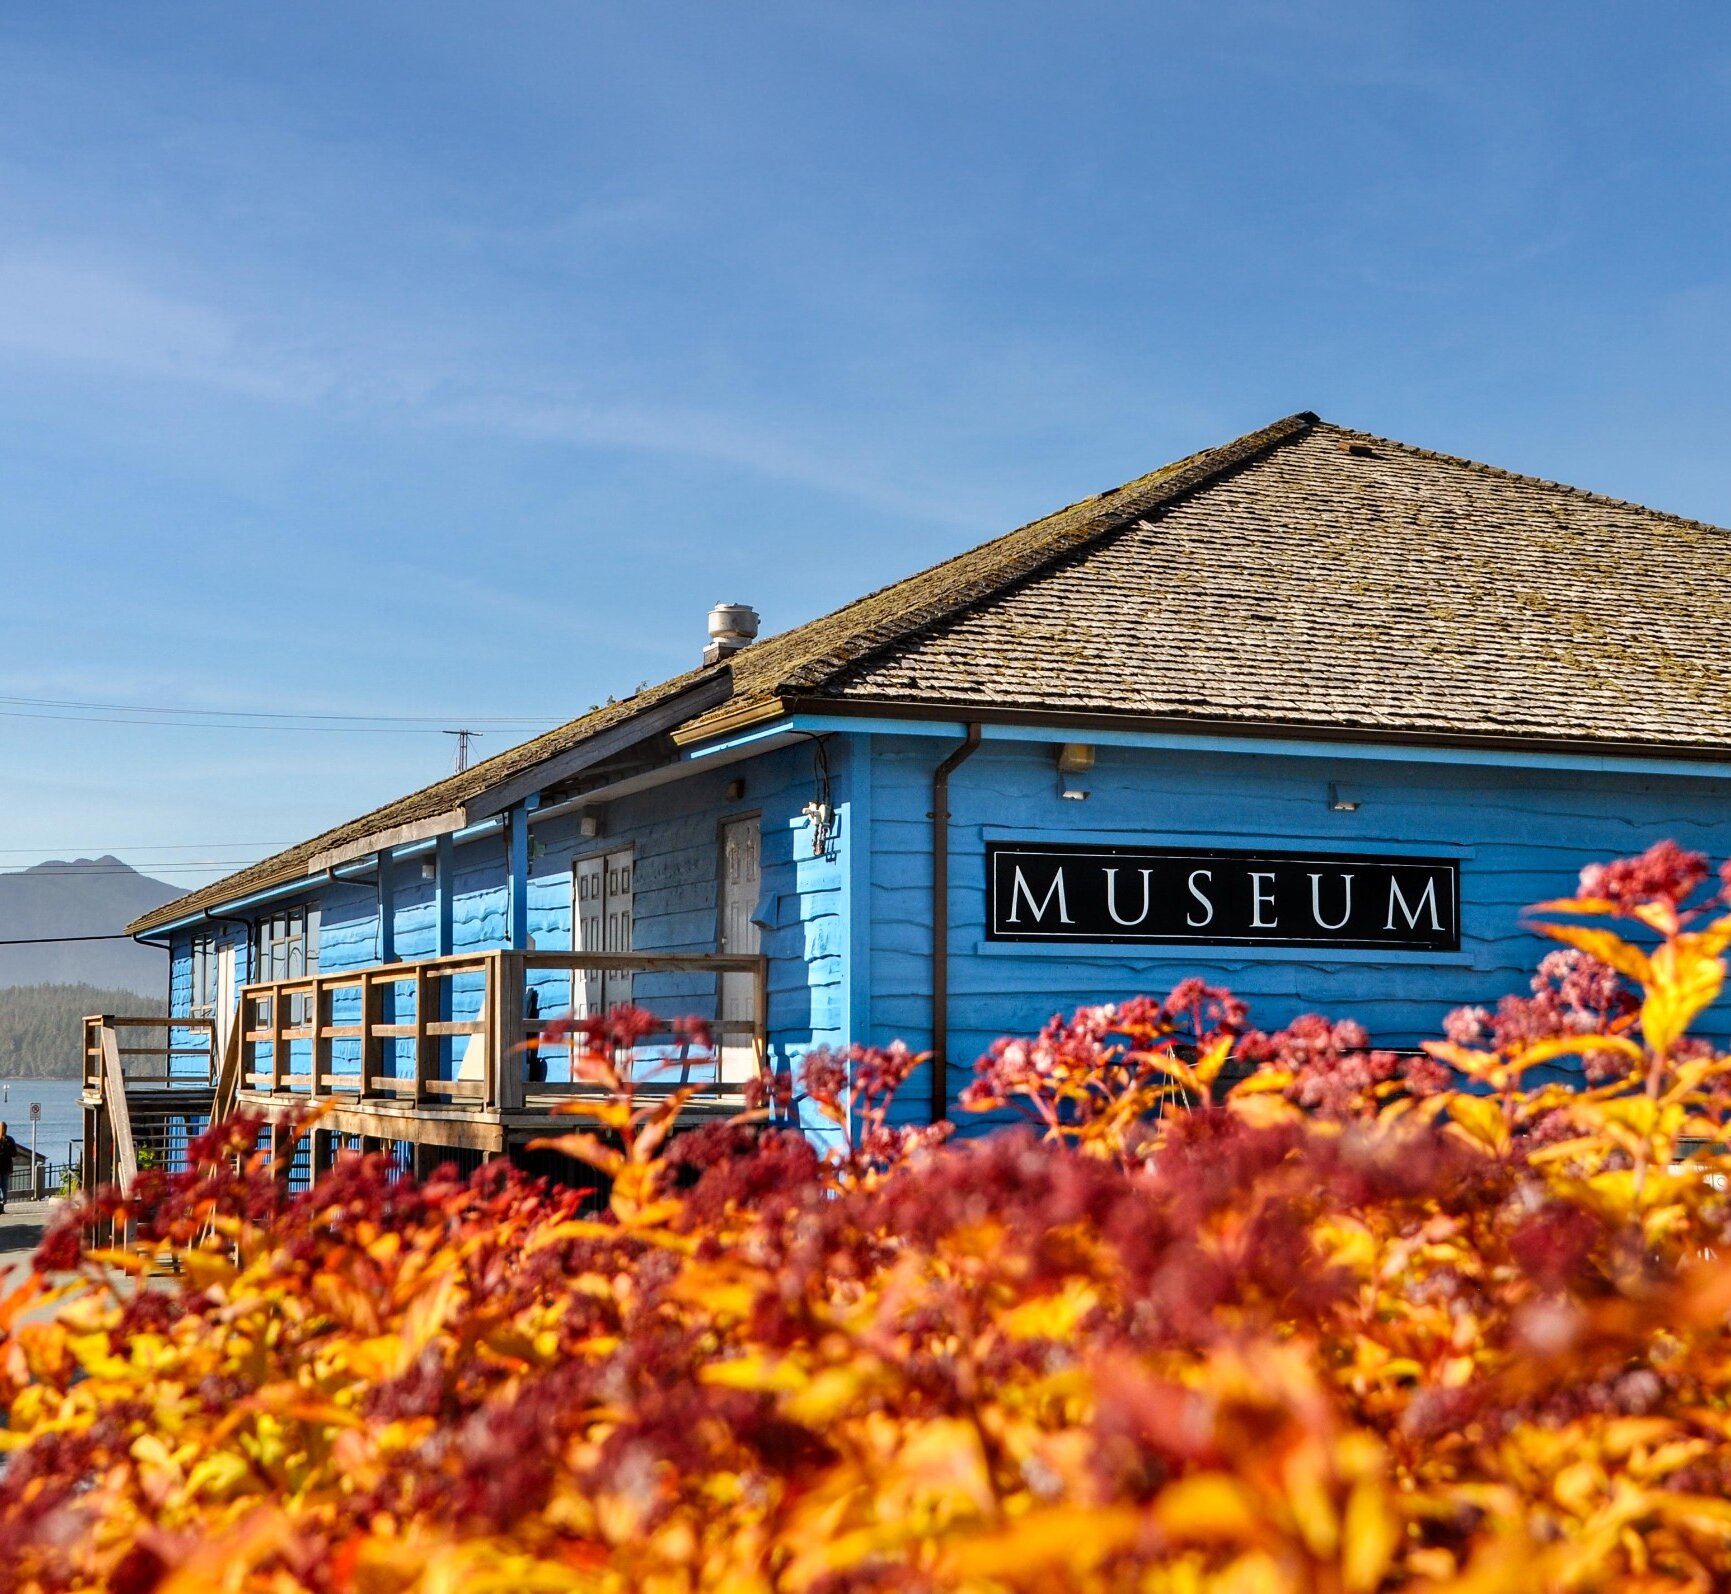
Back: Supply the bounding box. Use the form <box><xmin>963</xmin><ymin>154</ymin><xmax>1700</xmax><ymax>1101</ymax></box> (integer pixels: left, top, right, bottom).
<box><xmin>0</xmin><ymin>1198</ymin><xmax>75</xmax><ymax>1296</ymax></box>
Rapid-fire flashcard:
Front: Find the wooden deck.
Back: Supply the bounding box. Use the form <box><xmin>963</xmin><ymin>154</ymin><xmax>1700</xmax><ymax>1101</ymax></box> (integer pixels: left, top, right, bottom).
<box><xmin>85</xmin><ymin>948</ymin><xmax>768</xmax><ymax>1181</ymax></box>
<box><xmin>224</xmin><ymin>947</ymin><xmax>766</xmax><ymax>1158</ymax></box>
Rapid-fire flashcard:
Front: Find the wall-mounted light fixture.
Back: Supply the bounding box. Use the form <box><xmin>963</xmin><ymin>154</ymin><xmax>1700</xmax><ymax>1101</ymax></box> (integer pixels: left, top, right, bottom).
<box><xmin>1327</xmin><ymin>782</ymin><xmax>1361</xmax><ymax>812</ymax></box>
<box><xmin>579</xmin><ymin>810</ymin><xmax>604</xmax><ymax>839</ymax></box>
<box><xmin>725</xmin><ymin>777</ymin><xmax>746</xmax><ymax>801</ymax></box>
<box><xmin>420</xmin><ymin>857</ymin><xmax>437</xmax><ymax>882</ymax></box>
<box><xmin>1057</xmin><ymin>742</ymin><xmax>1095</xmax><ymax>801</ymax></box>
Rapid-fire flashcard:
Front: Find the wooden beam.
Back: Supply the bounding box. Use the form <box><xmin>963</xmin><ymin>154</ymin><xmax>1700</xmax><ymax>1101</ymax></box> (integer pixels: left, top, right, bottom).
<box><xmin>263</xmin><ymin>1101</ymin><xmax>506</xmax><ymax>1153</ymax></box>
<box><xmin>306</xmin><ymin>807</ymin><xmax>467</xmax><ymax>876</ymax></box>
<box><xmin>413</xmin><ymin>965</ymin><xmax>432</xmax><ymax>1105</ymax></box>
<box><xmin>462</xmin><ymin>676</ymin><xmax>734</xmax><ymax>823</ymax></box>
<box><xmin>494</xmin><ymin>951</ymin><xmax>526</xmax><ymax>1112</ymax></box>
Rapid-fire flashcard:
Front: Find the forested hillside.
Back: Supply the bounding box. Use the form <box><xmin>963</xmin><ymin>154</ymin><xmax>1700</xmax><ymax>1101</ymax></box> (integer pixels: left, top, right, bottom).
<box><xmin>0</xmin><ymin>983</ymin><xmax>166</xmax><ymax>1079</ymax></box>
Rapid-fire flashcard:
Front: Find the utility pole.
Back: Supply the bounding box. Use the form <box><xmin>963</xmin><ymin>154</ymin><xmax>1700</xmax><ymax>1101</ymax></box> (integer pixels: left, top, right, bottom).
<box><xmin>444</xmin><ymin>729</ymin><xmax>480</xmax><ymax>773</ymax></box>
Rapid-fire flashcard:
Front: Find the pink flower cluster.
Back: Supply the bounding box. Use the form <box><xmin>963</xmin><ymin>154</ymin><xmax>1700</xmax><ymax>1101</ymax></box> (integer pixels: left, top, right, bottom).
<box><xmin>1578</xmin><ymin>839</ymin><xmax>1710</xmax><ymax>914</ymax></box>
<box><xmin>1237</xmin><ymin>1014</ymin><xmax>1408</xmax><ymax>1116</ymax></box>
<box><xmin>1445</xmin><ymin>948</ymin><xmax>1637</xmax><ymax>1083</ymax></box>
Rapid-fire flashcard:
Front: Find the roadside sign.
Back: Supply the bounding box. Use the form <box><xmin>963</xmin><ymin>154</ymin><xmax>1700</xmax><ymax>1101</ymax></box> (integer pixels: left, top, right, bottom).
<box><xmin>29</xmin><ymin>1102</ymin><xmax>40</xmax><ymax>1121</ymax></box>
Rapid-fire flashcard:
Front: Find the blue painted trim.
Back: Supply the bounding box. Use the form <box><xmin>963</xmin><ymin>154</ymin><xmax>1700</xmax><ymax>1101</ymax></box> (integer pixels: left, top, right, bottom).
<box><xmin>435</xmin><ymin>833</ymin><xmax>454</xmax><ymax>957</ymax></box>
<box><xmin>845</xmin><ymin>733</ymin><xmax>872</xmax><ymax>1049</ymax></box>
<box><xmin>708</xmin><ymin>714</ymin><xmax>1731</xmax><ymax>781</ymax></box>
<box><xmin>143</xmin><ymin>873</ymin><xmax>335</xmax><ymax>936</ymax></box>
<box><xmin>977</xmin><ymin>823</ymin><xmax>1477</xmax><ymax>859</ymax></box>
<box><xmin>971</xmin><ymin>939</ymin><xmax>1487</xmax><ymax>970</ymax></box>
<box><xmin>508</xmin><ymin>805</ymin><xmax>530</xmax><ymax>950</ymax></box>
<box><xmin>378</xmin><ymin>847</ymin><xmax>395</xmax><ymax>963</ymax></box>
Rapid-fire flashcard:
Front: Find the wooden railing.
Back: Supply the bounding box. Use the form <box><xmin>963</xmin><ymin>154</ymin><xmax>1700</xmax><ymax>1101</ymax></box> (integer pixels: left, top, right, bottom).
<box><xmin>234</xmin><ymin>948</ymin><xmax>769</xmax><ymax>1115</ymax></box>
<box><xmin>82</xmin><ymin>1015</ymin><xmax>219</xmax><ymax>1196</ymax></box>
<box><xmin>83</xmin><ymin>1015</ymin><xmax>217</xmax><ymax>1093</ymax></box>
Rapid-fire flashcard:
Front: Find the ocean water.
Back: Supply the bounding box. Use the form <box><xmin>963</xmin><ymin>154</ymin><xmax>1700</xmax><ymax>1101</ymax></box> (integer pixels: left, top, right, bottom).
<box><xmin>0</xmin><ymin>1077</ymin><xmax>84</xmax><ymax>1170</ymax></box>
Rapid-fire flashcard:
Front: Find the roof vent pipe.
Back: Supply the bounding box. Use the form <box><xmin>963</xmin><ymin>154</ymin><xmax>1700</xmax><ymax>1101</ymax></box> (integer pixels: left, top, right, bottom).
<box><xmin>704</xmin><ymin>602</ymin><xmax>760</xmax><ymax>665</ymax></box>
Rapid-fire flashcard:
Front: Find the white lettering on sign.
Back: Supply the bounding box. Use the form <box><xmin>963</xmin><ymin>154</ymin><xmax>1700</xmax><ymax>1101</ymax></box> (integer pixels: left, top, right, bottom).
<box><xmin>1103</xmin><ymin>867</ymin><xmax>1154</xmax><ymax>926</ymax></box>
<box><xmin>985</xmin><ymin>843</ymin><xmax>1459</xmax><ymax>950</ymax></box>
<box><xmin>1006</xmin><ymin>865</ymin><xmax>1074</xmax><ymax>925</ymax></box>
<box><xmin>1386</xmin><ymin>874</ymin><xmax>1444</xmax><ymax>932</ymax></box>
<box><xmin>1309</xmin><ymin>872</ymin><xmax>1355</xmax><ymax>932</ymax></box>
<box><xmin>1248</xmin><ymin>871</ymin><xmax>1278</xmax><ymax>929</ymax></box>
<box><xmin>1186</xmin><ymin>869</ymin><xmax>1214</xmax><ymax>927</ymax></box>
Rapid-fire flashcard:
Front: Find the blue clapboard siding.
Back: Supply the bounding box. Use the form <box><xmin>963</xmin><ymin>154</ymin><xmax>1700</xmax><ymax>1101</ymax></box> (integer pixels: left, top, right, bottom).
<box><xmin>162</xmin><ymin>719</ymin><xmax>1731</xmax><ymax>1146</ymax></box>
<box><xmin>866</xmin><ymin>735</ymin><xmax>1731</xmax><ymax>1122</ymax></box>
<box><xmin>164</xmin><ymin>741</ymin><xmax>855</xmax><ymax>1129</ymax></box>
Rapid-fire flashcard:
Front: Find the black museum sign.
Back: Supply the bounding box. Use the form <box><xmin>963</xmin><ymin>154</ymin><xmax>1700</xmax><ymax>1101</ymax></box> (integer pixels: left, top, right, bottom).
<box><xmin>985</xmin><ymin>842</ymin><xmax>1461</xmax><ymax>952</ymax></box>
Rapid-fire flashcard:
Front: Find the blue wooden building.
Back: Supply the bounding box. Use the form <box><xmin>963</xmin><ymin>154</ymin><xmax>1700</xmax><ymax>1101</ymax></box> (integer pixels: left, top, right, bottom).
<box><xmin>99</xmin><ymin>413</ymin><xmax>1731</xmax><ymax>1175</ymax></box>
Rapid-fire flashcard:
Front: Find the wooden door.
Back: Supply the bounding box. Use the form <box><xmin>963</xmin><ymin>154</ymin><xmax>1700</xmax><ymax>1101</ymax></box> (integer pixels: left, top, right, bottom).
<box><xmin>718</xmin><ymin>818</ymin><xmax>761</xmax><ymax>1081</ymax></box>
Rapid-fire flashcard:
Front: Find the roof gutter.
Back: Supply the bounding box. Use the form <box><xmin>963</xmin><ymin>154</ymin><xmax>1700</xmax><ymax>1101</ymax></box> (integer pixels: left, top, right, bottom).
<box><xmin>131</xmin><ymin>817</ymin><xmax>507</xmax><ymax>939</ymax></box>
<box><xmin>777</xmin><ymin>696</ymin><xmax>1731</xmax><ymax>773</ymax></box>
<box><xmin>929</xmin><ymin>722</ymin><xmax>981</xmax><ymax>1124</ymax></box>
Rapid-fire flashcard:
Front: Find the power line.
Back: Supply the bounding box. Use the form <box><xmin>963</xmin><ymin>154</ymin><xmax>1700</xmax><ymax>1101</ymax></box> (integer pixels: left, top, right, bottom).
<box><xmin>0</xmin><ymin>693</ymin><xmax>560</xmax><ymax>726</ymax></box>
<box><xmin>0</xmin><ymin>709</ymin><xmax>533</xmax><ymax>734</ymax></box>
<box><xmin>0</xmin><ymin>842</ymin><xmax>286</xmax><ymax>854</ymax></box>
<box><xmin>0</xmin><ymin>864</ymin><xmax>263</xmax><ymax>876</ymax></box>
<box><xmin>0</xmin><ymin>932</ymin><xmax>137</xmax><ymax>945</ymax></box>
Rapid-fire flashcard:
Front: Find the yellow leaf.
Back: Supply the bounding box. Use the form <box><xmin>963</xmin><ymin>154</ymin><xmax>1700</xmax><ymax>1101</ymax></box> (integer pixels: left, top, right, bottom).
<box><xmin>185</xmin><ymin>1449</ymin><xmax>257</xmax><ymax>1502</ymax></box>
<box><xmin>1151</xmin><ymin>1472</ymin><xmax>1263</xmax><ymax>1542</ymax></box>
<box><xmin>1509</xmin><ymin>1033</ymin><xmax>1645</xmax><ymax>1074</ymax></box>
<box><xmin>1194</xmin><ymin>1034</ymin><xmax>1236</xmax><ymax>1088</ymax></box>
<box><xmin>1342</xmin><ymin>1477</ymin><xmax>1401</xmax><ymax>1594</ymax></box>
<box><xmin>1000</xmin><ymin>1279</ymin><xmax>1099</xmax><ymax>1341</ymax></box>
<box><xmin>181</xmin><ymin>1248</ymin><xmax>239</xmax><ymax>1293</ymax></box>
<box><xmin>699</xmin><ymin>1353</ymin><xmax>808</xmax><ymax>1395</ymax></box>
<box><xmin>1536</xmin><ymin>923</ymin><xmax>1652</xmax><ymax>984</ymax></box>
<box><xmin>784</xmin><ymin>1364</ymin><xmax>871</xmax><ymax>1427</ymax></box>
<box><xmin>1643</xmin><ymin>938</ymin><xmax>1725</xmax><ymax>1057</ymax></box>
<box><xmin>1447</xmin><ymin>1093</ymin><xmax>1509</xmax><ymax>1154</ymax></box>
<box><xmin>528</xmin><ymin>1131</ymin><xmax>625</xmax><ymax>1173</ymax></box>
<box><xmin>942</xmin><ymin>1505</ymin><xmax>1143</xmax><ymax>1580</ymax></box>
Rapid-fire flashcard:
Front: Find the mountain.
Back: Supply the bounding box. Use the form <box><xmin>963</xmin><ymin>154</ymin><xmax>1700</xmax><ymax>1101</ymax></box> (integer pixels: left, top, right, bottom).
<box><xmin>0</xmin><ymin>858</ymin><xmax>180</xmax><ymax>996</ymax></box>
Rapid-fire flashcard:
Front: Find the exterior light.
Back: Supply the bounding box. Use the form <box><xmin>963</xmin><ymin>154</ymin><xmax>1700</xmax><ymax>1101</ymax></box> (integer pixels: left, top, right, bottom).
<box><xmin>1057</xmin><ymin>742</ymin><xmax>1095</xmax><ymax>801</ymax></box>
<box><xmin>579</xmin><ymin>811</ymin><xmax>603</xmax><ymax>839</ymax></box>
<box><xmin>1328</xmin><ymin>782</ymin><xmax>1361</xmax><ymax>812</ymax></box>
<box><xmin>420</xmin><ymin>857</ymin><xmax>437</xmax><ymax>882</ymax></box>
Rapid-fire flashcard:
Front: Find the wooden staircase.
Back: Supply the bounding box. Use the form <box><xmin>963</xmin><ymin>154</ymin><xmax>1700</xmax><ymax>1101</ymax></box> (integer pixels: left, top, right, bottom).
<box><xmin>82</xmin><ymin>1014</ymin><xmax>220</xmax><ymax>1194</ymax></box>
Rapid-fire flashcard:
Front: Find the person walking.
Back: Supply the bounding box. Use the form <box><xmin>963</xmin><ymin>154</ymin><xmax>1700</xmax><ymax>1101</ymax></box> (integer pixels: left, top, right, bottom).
<box><xmin>0</xmin><ymin>1121</ymin><xmax>16</xmax><ymax>1213</ymax></box>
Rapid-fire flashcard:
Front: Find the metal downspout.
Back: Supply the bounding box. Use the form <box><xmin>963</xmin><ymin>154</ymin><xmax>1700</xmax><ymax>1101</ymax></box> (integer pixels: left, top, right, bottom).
<box><xmin>930</xmin><ymin>723</ymin><xmax>982</xmax><ymax>1123</ymax></box>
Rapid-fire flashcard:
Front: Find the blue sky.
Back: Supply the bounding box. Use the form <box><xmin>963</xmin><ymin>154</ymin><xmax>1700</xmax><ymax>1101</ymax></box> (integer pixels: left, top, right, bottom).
<box><xmin>3</xmin><ymin>3</ymin><xmax>1729</xmax><ymax>888</ymax></box>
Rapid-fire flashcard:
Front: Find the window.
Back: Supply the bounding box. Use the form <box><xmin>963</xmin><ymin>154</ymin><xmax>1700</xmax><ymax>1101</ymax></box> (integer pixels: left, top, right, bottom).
<box><xmin>188</xmin><ymin>934</ymin><xmax>215</xmax><ymax>1015</ymax></box>
<box><xmin>254</xmin><ymin>906</ymin><xmax>320</xmax><ymax>983</ymax></box>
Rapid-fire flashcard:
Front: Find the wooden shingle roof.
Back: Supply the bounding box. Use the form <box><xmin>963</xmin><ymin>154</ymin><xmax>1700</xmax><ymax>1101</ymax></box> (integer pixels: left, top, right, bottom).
<box><xmin>131</xmin><ymin>413</ymin><xmax>1731</xmax><ymax>934</ymax></box>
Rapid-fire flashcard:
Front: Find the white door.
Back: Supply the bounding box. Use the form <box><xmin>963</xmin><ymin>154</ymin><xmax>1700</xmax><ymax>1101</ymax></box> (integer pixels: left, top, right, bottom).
<box><xmin>214</xmin><ymin>942</ymin><xmax>237</xmax><ymax>1057</ymax></box>
<box><xmin>573</xmin><ymin>852</ymin><xmax>634</xmax><ymax>1022</ymax></box>
<box><xmin>718</xmin><ymin>819</ymin><xmax>761</xmax><ymax>1081</ymax></box>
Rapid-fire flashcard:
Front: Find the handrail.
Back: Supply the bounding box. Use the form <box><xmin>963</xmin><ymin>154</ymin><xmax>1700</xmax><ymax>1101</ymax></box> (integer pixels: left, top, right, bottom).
<box><xmin>211</xmin><ymin>1004</ymin><xmax>245</xmax><ymax>1122</ymax></box>
<box><xmin>84</xmin><ymin>1013</ymin><xmax>217</xmax><ymax>1090</ymax></box>
<box><xmin>234</xmin><ymin>947</ymin><xmax>771</xmax><ymax>1116</ymax></box>
<box><xmin>99</xmin><ymin>1026</ymin><xmax>139</xmax><ymax>1194</ymax></box>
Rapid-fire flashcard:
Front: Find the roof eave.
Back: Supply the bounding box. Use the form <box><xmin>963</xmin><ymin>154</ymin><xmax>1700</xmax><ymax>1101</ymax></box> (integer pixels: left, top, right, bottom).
<box><xmin>780</xmin><ymin>694</ymin><xmax>1731</xmax><ymax>766</ymax></box>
